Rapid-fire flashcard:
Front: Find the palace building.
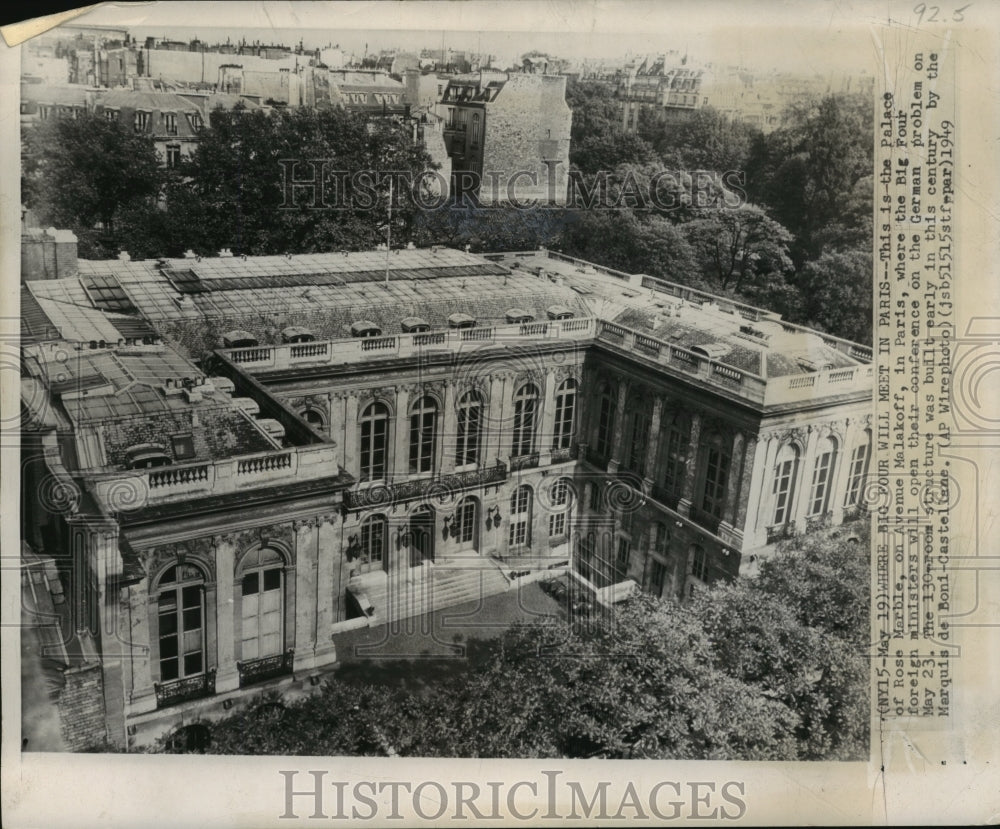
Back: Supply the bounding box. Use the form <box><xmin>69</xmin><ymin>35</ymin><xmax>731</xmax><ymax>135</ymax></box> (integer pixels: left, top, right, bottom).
<box><xmin>19</xmin><ymin>235</ymin><xmax>873</xmax><ymax>750</ymax></box>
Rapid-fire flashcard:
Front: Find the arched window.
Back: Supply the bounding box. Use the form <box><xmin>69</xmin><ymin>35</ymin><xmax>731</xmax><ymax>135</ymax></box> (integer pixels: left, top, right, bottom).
<box><xmin>808</xmin><ymin>436</ymin><xmax>838</xmax><ymax>516</ymax></box>
<box><xmin>455</xmin><ymin>390</ymin><xmax>483</xmax><ymax>467</ymax></box>
<box><xmin>238</xmin><ymin>547</ymin><xmax>285</xmax><ymax>661</ymax></box>
<box><xmin>659</xmin><ymin>412</ymin><xmax>690</xmax><ymax>500</ymax></box>
<box><xmin>772</xmin><ymin>444</ymin><xmax>800</xmax><ymax>525</ymax></box>
<box><xmin>454</xmin><ymin>496</ymin><xmax>478</xmax><ymax>549</ymax></box>
<box><xmin>844</xmin><ymin>430</ymin><xmax>871</xmax><ymax>508</ymax></box>
<box><xmin>509</xmin><ymin>485</ymin><xmax>533</xmax><ymax>548</ymax></box>
<box><xmin>548</xmin><ymin>478</ymin><xmax>574</xmax><ymax>539</ymax></box>
<box><xmin>596</xmin><ymin>383</ymin><xmax>616</xmax><ymax>459</ymax></box>
<box><xmin>359</xmin><ymin>401</ymin><xmax>390</xmax><ymax>481</ymax></box>
<box><xmin>699</xmin><ymin>432</ymin><xmax>731</xmax><ymax>519</ymax></box>
<box><xmin>156</xmin><ymin>563</ymin><xmax>207</xmax><ymax>682</ymax></box>
<box><xmin>552</xmin><ymin>378</ymin><xmax>577</xmax><ymax>450</ymax></box>
<box><xmin>301</xmin><ymin>408</ymin><xmax>326</xmax><ymax>431</ymax></box>
<box><xmin>359</xmin><ymin>514</ymin><xmax>387</xmax><ymax>570</ymax></box>
<box><xmin>409</xmin><ymin>395</ymin><xmax>438</xmax><ymax>474</ymax></box>
<box><xmin>512</xmin><ymin>383</ymin><xmax>538</xmax><ymax>458</ymax></box>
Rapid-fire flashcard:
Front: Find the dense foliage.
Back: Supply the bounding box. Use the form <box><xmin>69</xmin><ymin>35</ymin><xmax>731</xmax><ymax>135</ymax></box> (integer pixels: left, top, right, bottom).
<box><xmin>22</xmin><ymin>83</ymin><xmax>873</xmax><ymax>342</ymax></box>
<box><xmin>155</xmin><ymin>524</ymin><xmax>870</xmax><ymax>760</ymax></box>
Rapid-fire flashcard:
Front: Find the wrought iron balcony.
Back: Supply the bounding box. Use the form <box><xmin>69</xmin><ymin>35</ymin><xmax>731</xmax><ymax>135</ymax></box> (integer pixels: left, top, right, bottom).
<box><xmin>550</xmin><ymin>443</ymin><xmax>580</xmax><ymax>463</ymax></box>
<box><xmin>237</xmin><ymin>648</ymin><xmax>295</xmax><ymax>688</ymax></box>
<box><xmin>766</xmin><ymin>523</ymin><xmax>796</xmax><ymax>545</ymax></box>
<box><xmin>344</xmin><ymin>462</ymin><xmax>507</xmax><ymax>510</ymax></box>
<box><xmin>510</xmin><ymin>453</ymin><xmax>540</xmax><ymax>472</ymax></box>
<box><xmin>155</xmin><ymin>668</ymin><xmax>216</xmax><ymax>709</ymax></box>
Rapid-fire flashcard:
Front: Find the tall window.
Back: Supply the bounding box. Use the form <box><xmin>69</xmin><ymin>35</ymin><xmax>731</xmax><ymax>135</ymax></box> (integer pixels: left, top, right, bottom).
<box><xmin>660</xmin><ymin>413</ymin><xmax>690</xmax><ymax>498</ymax></box>
<box><xmin>134</xmin><ymin>110</ymin><xmax>150</xmax><ymax>132</ymax></box>
<box><xmin>650</xmin><ymin>560</ymin><xmax>666</xmax><ymax>596</ymax></box>
<box><xmin>596</xmin><ymin>384</ymin><xmax>616</xmax><ymax>458</ymax></box>
<box><xmin>455</xmin><ymin>390</ymin><xmax>483</xmax><ymax>467</ymax></box>
<box><xmin>552</xmin><ymin>378</ymin><xmax>577</xmax><ymax>450</ymax></box>
<box><xmin>616</xmin><ymin>538</ymin><xmax>631</xmax><ymax>571</ymax></box>
<box><xmin>548</xmin><ymin>478</ymin><xmax>573</xmax><ymax>539</ymax></box>
<box><xmin>156</xmin><ymin>563</ymin><xmax>206</xmax><ymax>682</ymax></box>
<box><xmin>471</xmin><ymin>112</ymin><xmax>481</xmax><ymax>145</ymax></box>
<box><xmin>409</xmin><ymin>396</ymin><xmax>438</xmax><ymax>474</ymax></box>
<box><xmin>809</xmin><ymin>437</ymin><xmax>837</xmax><ymax>516</ymax></box>
<box><xmin>454</xmin><ymin>497</ymin><xmax>478</xmax><ymax>548</ymax></box>
<box><xmin>653</xmin><ymin>521</ymin><xmax>668</xmax><ymax>555</ymax></box>
<box><xmin>844</xmin><ymin>431</ymin><xmax>871</xmax><ymax>508</ymax></box>
<box><xmin>239</xmin><ymin>548</ymin><xmax>284</xmax><ymax>661</ymax></box>
<box><xmin>512</xmin><ymin>384</ymin><xmax>538</xmax><ymax>457</ymax></box>
<box><xmin>690</xmin><ymin>544</ymin><xmax>708</xmax><ymax>582</ymax></box>
<box><xmin>359</xmin><ymin>514</ymin><xmax>387</xmax><ymax>568</ymax></box>
<box><xmin>509</xmin><ymin>485</ymin><xmax>532</xmax><ymax>548</ymax></box>
<box><xmin>359</xmin><ymin>402</ymin><xmax>389</xmax><ymax>481</ymax></box>
<box><xmin>409</xmin><ymin>506</ymin><xmax>435</xmax><ymax>566</ymax></box>
<box><xmin>700</xmin><ymin>433</ymin><xmax>731</xmax><ymax>518</ymax></box>
<box><xmin>166</xmin><ymin>144</ymin><xmax>181</xmax><ymax>168</ymax></box>
<box><xmin>772</xmin><ymin>444</ymin><xmax>800</xmax><ymax>525</ymax></box>
<box><xmin>626</xmin><ymin>405</ymin><xmax>651</xmax><ymax>475</ymax></box>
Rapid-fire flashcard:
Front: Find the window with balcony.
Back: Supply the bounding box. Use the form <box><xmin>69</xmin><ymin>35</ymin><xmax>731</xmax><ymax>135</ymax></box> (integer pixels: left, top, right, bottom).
<box><xmin>359</xmin><ymin>401</ymin><xmax>390</xmax><ymax>481</ymax></box>
<box><xmin>238</xmin><ymin>547</ymin><xmax>284</xmax><ymax>662</ymax></box>
<box><xmin>772</xmin><ymin>444</ymin><xmax>800</xmax><ymax>525</ymax></box>
<box><xmin>155</xmin><ymin>563</ymin><xmax>207</xmax><ymax>683</ymax></box>
<box><xmin>808</xmin><ymin>437</ymin><xmax>838</xmax><ymax>516</ymax></box>
<box><xmin>509</xmin><ymin>485</ymin><xmax>532</xmax><ymax>548</ymax></box>
<box><xmin>512</xmin><ymin>383</ymin><xmax>538</xmax><ymax>458</ymax></box>
<box><xmin>408</xmin><ymin>395</ymin><xmax>438</xmax><ymax>474</ymax></box>
<box><xmin>552</xmin><ymin>378</ymin><xmax>577</xmax><ymax>451</ymax></box>
<box><xmin>844</xmin><ymin>431</ymin><xmax>871</xmax><ymax>508</ymax></box>
<box><xmin>455</xmin><ymin>390</ymin><xmax>483</xmax><ymax>467</ymax></box>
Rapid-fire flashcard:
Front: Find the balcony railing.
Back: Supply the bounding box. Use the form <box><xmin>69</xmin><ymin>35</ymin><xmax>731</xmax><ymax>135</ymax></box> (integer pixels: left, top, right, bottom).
<box><xmin>218</xmin><ymin>317</ymin><xmax>597</xmax><ymax>373</ymax></box>
<box><xmin>550</xmin><ymin>443</ymin><xmax>580</xmax><ymax>463</ymax></box>
<box><xmin>766</xmin><ymin>523</ymin><xmax>796</xmax><ymax>545</ymax></box>
<box><xmin>155</xmin><ymin>668</ymin><xmax>216</xmax><ymax>709</ymax></box>
<box><xmin>344</xmin><ymin>462</ymin><xmax>507</xmax><ymax>510</ymax></box>
<box><xmin>237</xmin><ymin>649</ymin><xmax>295</xmax><ymax>687</ymax></box>
<box><xmin>688</xmin><ymin>506</ymin><xmax>722</xmax><ymax>535</ymax></box>
<box><xmin>510</xmin><ymin>453</ymin><xmax>540</xmax><ymax>472</ymax></box>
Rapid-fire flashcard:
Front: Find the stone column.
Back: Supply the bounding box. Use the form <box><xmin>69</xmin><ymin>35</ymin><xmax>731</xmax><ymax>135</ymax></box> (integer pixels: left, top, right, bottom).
<box><xmin>292</xmin><ymin>521</ymin><xmax>318</xmax><ymax>672</ymax></box>
<box><xmin>606</xmin><ymin>381</ymin><xmax>631</xmax><ymax>473</ymax></box>
<box><xmin>830</xmin><ymin>418</ymin><xmax>857</xmax><ymax>525</ymax></box>
<box><xmin>440</xmin><ymin>379</ymin><xmax>457</xmax><ymax>474</ymax></box>
<box><xmin>486</xmin><ymin>374</ymin><xmax>507</xmax><ymax>465</ymax></box>
<box><xmin>539</xmin><ymin>369</ymin><xmax>557</xmax><ymax>465</ymax></box>
<box><xmin>734</xmin><ymin>434</ymin><xmax>762</xmax><ymax>538</ymax></box>
<box><xmin>678</xmin><ymin>411</ymin><xmax>703</xmax><ymax>514</ymax></box>
<box><xmin>393</xmin><ymin>386</ymin><xmax>411</xmax><ymax>480</ymax></box>
<box><xmin>213</xmin><ymin>536</ymin><xmax>238</xmax><ymax>693</ymax></box>
<box><xmin>749</xmin><ymin>434</ymin><xmax>779</xmax><ymax>544</ymax></box>
<box><xmin>642</xmin><ymin>396</ymin><xmax>665</xmax><ymax>492</ymax></box>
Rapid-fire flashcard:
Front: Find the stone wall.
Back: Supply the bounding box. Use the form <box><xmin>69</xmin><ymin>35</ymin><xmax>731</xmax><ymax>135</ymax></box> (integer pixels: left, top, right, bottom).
<box><xmin>58</xmin><ymin>662</ymin><xmax>108</xmax><ymax>750</ymax></box>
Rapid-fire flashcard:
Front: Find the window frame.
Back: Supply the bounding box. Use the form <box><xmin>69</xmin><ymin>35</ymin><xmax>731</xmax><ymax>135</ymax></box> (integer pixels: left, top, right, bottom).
<box><xmin>359</xmin><ymin>401</ymin><xmax>390</xmax><ymax>482</ymax></box>
<box><xmin>408</xmin><ymin>395</ymin><xmax>438</xmax><ymax>475</ymax></box>
<box><xmin>511</xmin><ymin>383</ymin><xmax>539</xmax><ymax>458</ymax></box>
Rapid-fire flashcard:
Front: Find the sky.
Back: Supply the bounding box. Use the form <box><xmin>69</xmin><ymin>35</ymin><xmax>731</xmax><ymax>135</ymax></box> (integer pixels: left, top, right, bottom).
<box><xmin>67</xmin><ymin>1</ymin><xmax>885</xmax><ymax>75</ymax></box>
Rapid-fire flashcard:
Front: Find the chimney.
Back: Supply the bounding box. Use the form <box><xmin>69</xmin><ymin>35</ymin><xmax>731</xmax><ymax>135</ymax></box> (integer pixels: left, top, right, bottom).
<box><xmin>117</xmin><ymin>250</ymin><xmax>131</xmax><ymax>262</ymax></box>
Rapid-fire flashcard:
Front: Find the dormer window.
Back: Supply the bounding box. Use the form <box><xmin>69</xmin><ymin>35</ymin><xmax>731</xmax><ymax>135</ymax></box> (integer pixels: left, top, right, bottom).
<box><xmin>350</xmin><ymin>321</ymin><xmax>382</xmax><ymax>338</ymax></box>
<box><xmin>126</xmin><ymin>444</ymin><xmax>172</xmax><ymax>470</ymax></box>
<box><xmin>505</xmin><ymin>308</ymin><xmax>534</xmax><ymax>324</ymax></box>
<box><xmin>222</xmin><ymin>329</ymin><xmax>259</xmax><ymax>348</ymax></box>
<box><xmin>448</xmin><ymin>313</ymin><xmax>476</xmax><ymax>330</ymax></box>
<box><xmin>104</xmin><ymin>108</ymin><xmax>118</xmax><ymax>122</ymax></box>
<box><xmin>164</xmin><ymin>112</ymin><xmax>177</xmax><ymax>135</ymax></box>
<box><xmin>401</xmin><ymin>317</ymin><xmax>430</xmax><ymax>333</ymax></box>
<box><xmin>546</xmin><ymin>305</ymin><xmax>575</xmax><ymax>321</ymax></box>
<box><xmin>281</xmin><ymin>326</ymin><xmax>315</xmax><ymax>343</ymax></box>
<box><xmin>134</xmin><ymin>110</ymin><xmax>150</xmax><ymax>132</ymax></box>
<box><xmin>170</xmin><ymin>434</ymin><xmax>196</xmax><ymax>460</ymax></box>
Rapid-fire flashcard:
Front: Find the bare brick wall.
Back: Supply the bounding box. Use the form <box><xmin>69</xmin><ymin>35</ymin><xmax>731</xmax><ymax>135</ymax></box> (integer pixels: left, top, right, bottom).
<box><xmin>58</xmin><ymin>662</ymin><xmax>108</xmax><ymax>750</ymax></box>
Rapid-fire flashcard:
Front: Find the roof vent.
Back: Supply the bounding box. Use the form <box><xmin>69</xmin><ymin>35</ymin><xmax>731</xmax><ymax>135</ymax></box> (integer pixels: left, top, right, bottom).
<box><xmin>222</xmin><ymin>330</ymin><xmax>258</xmax><ymax>348</ymax></box>
<box><xmin>546</xmin><ymin>305</ymin><xmax>574</xmax><ymax>321</ymax></box>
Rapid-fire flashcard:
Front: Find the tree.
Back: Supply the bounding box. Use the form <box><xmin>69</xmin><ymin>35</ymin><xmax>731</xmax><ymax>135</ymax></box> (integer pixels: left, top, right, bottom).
<box><xmin>682</xmin><ymin>204</ymin><xmax>794</xmax><ymax>293</ymax></box>
<box><xmin>168</xmin><ymin>106</ymin><xmax>436</xmax><ymax>256</ymax></box>
<box><xmin>22</xmin><ymin>114</ymin><xmax>163</xmax><ymax>257</ymax></box>
<box><xmin>795</xmin><ymin>248</ymin><xmax>874</xmax><ymax>344</ymax></box>
<box><xmin>639</xmin><ymin>106</ymin><xmax>761</xmax><ymax>174</ymax></box>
